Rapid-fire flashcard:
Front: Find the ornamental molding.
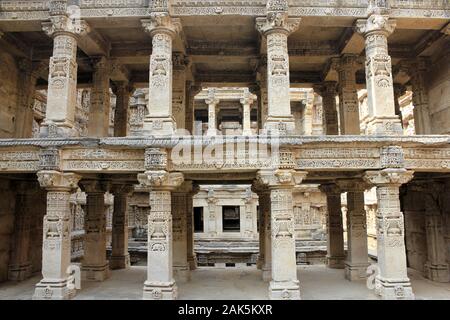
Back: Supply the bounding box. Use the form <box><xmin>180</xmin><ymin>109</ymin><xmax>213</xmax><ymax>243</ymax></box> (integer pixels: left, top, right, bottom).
<box><xmin>363</xmin><ymin>168</ymin><xmax>414</xmax><ymax>186</ymax></box>
<box><xmin>37</xmin><ymin>170</ymin><xmax>81</xmax><ymax>190</ymax></box>
<box><xmin>355</xmin><ymin>14</ymin><xmax>396</xmax><ymax>37</ymax></box>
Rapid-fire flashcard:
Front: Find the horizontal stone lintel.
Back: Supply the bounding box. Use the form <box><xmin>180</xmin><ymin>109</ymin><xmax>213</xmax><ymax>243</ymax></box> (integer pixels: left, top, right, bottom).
<box><xmin>0</xmin><ymin>136</ymin><xmax>449</xmax><ymax>173</ymax></box>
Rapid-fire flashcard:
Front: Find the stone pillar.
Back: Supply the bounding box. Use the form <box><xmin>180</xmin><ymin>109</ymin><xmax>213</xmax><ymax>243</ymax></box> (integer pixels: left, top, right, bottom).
<box><xmin>206</xmin><ymin>89</ymin><xmax>219</xmax><ymax>136</ymax></box>
<box><xmin>319</xmin><ymin>184</ymin><xmax>345</xmax><ymax>269</ymax></box>
<box><xmin>257</xmin><ymin>188</ymin><xmax>272</xmax><ymax>281</ymax></box>
<box><xmin>256</xmin><ymin>5</ymin><xmax>300</xmax><ymax>135</ymax></box>
<box><xmin>187</xmin><ymin>184</ymin><xmax>199</xmax><ymax>270</ymax></box>
<box><xmin>172</xmin><ymin>53</ymin><xmax>189</xmax><ymax>131</ymax></box>
<box><xmin>88</xmin><ymin>56</ymin><xmax>111</xmax><ymax>137</ymax></box>
<box><xmin>364</xmin><ymin>169</ymin><xmax>415</xmax><ymax>299</ymax></box>
<box><xmin>314</xmin><ymin>82</ymin><xmax>338</xmax><ymax>135</ymax></box>
<box><xmin>411</xmin><ymin>182</ymin><xmax>449</xmax><ymax>282</ymax></box>
<box><xmin>141</xmin><ymin>14</ymin><xmax>181</xmax><ymax>135</ymax></box>
<box><xmin>393</xmin><ymin>83</ymin><xmax>406</xmax><ymax>121</ymax></box>
<box><xmin>110</xmin><ymin>184</ymin><xmax>133</xmax><ymax>270</ymax></box>
<box><xmin>112</xmin><ymin>82</ymin><xmax>134</xmax><ymax>137</ymax></box>
<box><xmin>8</xmin><ymin>182</ymin><xmax>36</xmax><ymax>281</ymax></box>
<box><xmin>257</xmin><ymin>169</ymin><xmax>307</xmax><ymax>300</ymax></box>
<box><xmin>172</xmin><ymin>182</ymin><xmax>192</xmax><ymax>282</ymax></box>
<box><xmin>137</xmin><ymin>170</ymin><xmax>184</xmax><ymax>300</ymax></box>
<box><xmin>356</xmin><ymin>14</ymin><xmax>402</xmax><ymax>135</ymax></box>
<box><xmin>334</xmin><ymin>54</ymin><xmax>362</xmax><ymax>135</ymax></box>
<box><xmin>185</xmin><ymin>83</ymin><xmax>202</xmax><ymax>135</ymax></box>
<box><xmin>241</xmin><ymin>88</ymin><xmax>255</xmax><ymax>135</ymax></box>
<box><xmin>14</xmin><ymin>60</ymin><xmax>41</xmax><ymax>138</ymax></box>
<box><xmin>80</xmin><ymin>180</ymin><xmax>110</xmax><ymax>281</ymax></box>
<box><xmin>257</xmin><ymin>56</ymin><xmax>268</xmax><ymax>131</ymax></box>
<box><xmin>34</xmin><ymin>171</ymin><xmax>81</xmax><ymax>300</ymax></box>
<box><xmin>337</xmin><ymin>180</ymin><xmax>370</xmax><ymax>280</ymax></box>
<box><xmin>40</xmin><ymin>3</ymin><xmax>89</xmax><ymax>137</ymax></box>
<box><xmin>408</xmin><ymin>58</ymin><xmax>432</xmax><ymax>134</ymax></box>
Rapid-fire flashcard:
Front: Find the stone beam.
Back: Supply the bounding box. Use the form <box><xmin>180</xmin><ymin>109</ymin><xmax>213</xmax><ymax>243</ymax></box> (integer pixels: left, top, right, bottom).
<box><xmin>336</xmin><ymin>28</ymin><xmax>365</xmax><ymax>55</ymax></box>
<box><xmin>0</xmin><ymin>32</ymin><xmax>32</xmax><ymax>58</ymax></box>
<box><xmin>76</xmin><ymin>25</ymin><xmax>111</xmax><ymax>57</ymax></box>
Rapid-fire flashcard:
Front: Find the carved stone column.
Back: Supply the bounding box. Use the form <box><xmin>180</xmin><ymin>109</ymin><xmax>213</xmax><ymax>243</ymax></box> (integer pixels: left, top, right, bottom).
<box><xmin>319</xmin><ymin>183</ymin><xmax>345</xmax><ymax>269</ymax></box>
<box><xmin>257</xmin><ymin>56</ymin><xmax>268</xmax><ymax>131</ymax></box>
<box><xmin>137</xmin><ymin>170</ymin><xmax>184</xmax><ymax>300</ymax></box>
<box><xmin>314</xmin><ymin>82</ymin><xmax>338</xmax><ymax>135</ymax></box>
<box><xmin>80</xmin><ymin>180</ymin><xmax>110</xmax><ymax>281</ymax></box>
<box><xmin>110</xmin><ymin>184</ymin><xmax>134</xmax><ymax>270</ymax></box>
<box><xmin>337</xmin><ymin>180</ymin><xmax>370</xmax><ymax>280</ymax></box>
<box><xmin>257</xmin><ymin>169</ymin><xmax>307</xmax><ymax>300</ymax></box>
<box><xmin>14</xmin><ymin>60</ymin><xmax>42</xmax><ymax>138</ymax></box>
<box><xmin>411</xmin><ymin>181</ymin><xmax>449</xmax><ymax>282</ymax></box>
<box><xmin>185</xmin><ymin>82</ymin><xmax>202</xmax><ymax>135</ymax></box>
<box><xmin>241</xmin><ymin>88</ymin><xmax>255</xmax><ymax>135</ymax></box>
<box><xmin>406</xmin><ymin>58</ymin><xmax>432</xmax><ymax>134</ymax></box>
<box><xmin>172</xmin><ymin>53</ymin><xmax>189</xmax><ymax>131</ymax></box>
<box><xmin>187</xmin><ymin>184</ymin><xmax>199</xmax><ymax>270</ymax></box>
<box><xmin>256</xmin><ymin>4</ymin><xmax>300</xmax><ymax>135</ymax></box>
<box><xmin>254</xmin><ymin>185</ymin><xmax>272</xmax><ymax>281</ymax></box>
<box><xmin>112</xmin><ymin>81</ymin><xmax>134</xmax><ymax>137</ymax></box>
<box><xmin>34</xmin><ymin>170</ymin><xmax>81</xmax><ymax>300</ymax></box>
<box><xmin>141</xmin><ymin>14</ymin><xmax>181</xmax><ymax>135</ymax></box>
<box><xmin>356</xmin><ymin>14</ymin><xmax>402</xmax><ymax>135</ymax></box>
<box><xmin>171</xmin><ymin>181</ymin><xmax>192</xmax><ymax>282</ymax></box>
<box><xmin>8</xmin><ymin>182</ymin><xmax>37</xmax><ymax>281</ymax></box>
<box><xmin>206</xmin><ymin>88</ymin><xmax>219</xmax><ymax>136</ymax></box>
<box><xmin>364</xmin><ymin>169</ymin><xmax>415</xmax><ymax>299</ymax></box>
<box><xmin>88</xmin><ymin>56</ymin><xmax>111</xmax><ymax>137</ymax></box>
<box><xmin>393</xmin><ymin>83</ymin><xmax>406</xmax><ymax>121</ymax></box>
<box><xmin>40</xmin><ymin>3</ymin><xmax>89</xmax><ymax>137</ymax></box>
<box><xmin>334</xmin><ymin>54</ymin><xmax>362</xmax><ymax>135</ymax></box>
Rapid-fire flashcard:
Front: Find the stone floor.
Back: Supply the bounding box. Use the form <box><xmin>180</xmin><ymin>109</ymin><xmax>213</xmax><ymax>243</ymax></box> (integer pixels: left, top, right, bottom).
<box><xmin>0</xmin><ymin>265</ymin><xmax>449</xmax><ymax>300</ymax></box>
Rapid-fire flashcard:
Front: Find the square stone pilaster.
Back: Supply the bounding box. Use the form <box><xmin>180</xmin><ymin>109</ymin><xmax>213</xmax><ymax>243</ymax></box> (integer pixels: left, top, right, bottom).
<box><xmin>356</xmin><ymin>14</ymin><xmax>402</xmax><ymax>135</ymax></box>
<box><xmin>256</xmin><ymin>169</ymin><xmax>307</xmax><ymax>299</ymax></box>
<box><xmin>79</xmin><ymin>180</ymin><xmax>111</xmax><ymax>282</ymax></box>
<box><xmin>137</xmin><ymin>170</ymin><xmax>184</xmax><ymax>300</ymax></box>
<box><xmin>364</xmin><ymin>168</ymin><xmax>415</xmax><ymax>300</ymax></box>
<box><xmin>141</xmin><ymin>13</ymin><xmax>182</xmax><ymax>136</ymax></box>
<box><xmin>33</xmin><ymin>170</ymin><xmax>81</xmax><ymax>300</ymax></box>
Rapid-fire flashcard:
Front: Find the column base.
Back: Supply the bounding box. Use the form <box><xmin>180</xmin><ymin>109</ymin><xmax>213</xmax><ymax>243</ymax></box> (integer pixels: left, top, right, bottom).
<box><xmin>262</xmin><ymin>267</ymin><xmax>272</xmax><ymax>282</ymax></box>
<box><xmin>263</xmin><ymin>117</ymin><xmax>296</xmax><ymax>135</ymax></box>
<box><xmin>143</xmin><ymin>117</ymin><xmax>176</xmax><ymax>136</ymax></box>
<box><xmin>345</xmin><ymin>262</ymin><xmax>370</xmax><ymax>281</ymax></box>
<box><xmin>188</xmin><ymin>255</ymin><xmax>197</xmax><ymax>270</ymax></box>
<box><xmin>109</xmin><ymin>254</ymin><xmax>130</xmax><ymax>270</ymax></box>
<box><xmin>143</xmin><ymin>281</ymin><xmax>178</xmax><ymax>300</ymax></box>
<box><xmin>327</xmin><ymin>255</ymin><xmax>345</xmax><ymax>269</ymax></box>
<box><xmin>269</xmin><ymin>280</ymin><xmax>301</xmax><ymax>300</ymax></box>
<box><xmin>33</xmin><ymin>279</ymin><xmax>76</xmax><ymax>300</ymax></box>
<box><xmin>375</xmin><ymin>276</ymin><xmax>415</xmax><ymax>300</ymax></box>
<box><xmin>39</xmin><ymin>120</ymin><xmax>78</xmax><ymax>138</ymax></box>
<box><xmin>8</xmin><ymin>263</ymin><xmax>32</xmax><ymax>281</ymax></box>
<box><xmin>424</xmin><ymin>263</ymin><xmax>450</xmax><ymax>283</ymax></box>
<box><xmin>366</xmin><ymin>116</ymin><xmax>403</xmax><ymax>136</ymax></box>
<box><xmin>174</xmin><ymin>266</ymin><xmax>191</xmax><ymax>282</ymax></box>
<box><xmin>81</xmin><ymin>263</ymin><xmax>110</xmax><ymax>281</ymax></box>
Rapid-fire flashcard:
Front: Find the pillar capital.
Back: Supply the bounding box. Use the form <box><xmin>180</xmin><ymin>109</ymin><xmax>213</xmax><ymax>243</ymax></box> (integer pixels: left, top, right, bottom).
<box><xmin>111</xmin><ymin>80</ymin><xmax>134</xmax><ymax>96</ymax></box>
<box><xmin>240</xmin><ymin>88</ymin><xmax>256</xmax><ymax>106</ymax></box>
<box><xmin>256</xmin><ymin>15</ymin><xmax>301</xmax><ymax>36</ymax></box>
<box><xmin>319</xmin><ymin>183</ymin><xmax>341</xmax><ymax>195</ymax></box>
<box><xmin>42</xmin><ymin>16</ymin><xmax>90</xmax><ymax>38</ymax></box>
<box><xmin>313</xmin><ymin>81</ymin><xmax>337</xmax><ymax>97</ymax></box>
<box><xmin>336</xmin><ymin>179</ymin><xmax>371</xmax><ymax>192</ymax></box>
<box><xmin>110</xmin><ymin>183</ymin><xmax>135</xmax><ymax>196</ymax></box>
<box><xmin>355</xmin><ymin>14</ymin><xmax>396</xmax><ymax>38</ymax></box>
<box><xmin>256</xmin><ymin>169</ymin><xmax>307</xmax><ymax>188</ymax></box>
<box><xmin>331</xmin><ymin>54</ymin><xmax>364</xmax><ymax>73</ymax></box>
<box><xmin>141</xmin><ymin>13</ymin><xmax>182</xmax><ymax>39</ymax></box>
<box><xmin>79</xmin><ymin>179</ymin><xmax>111</xmax><ymax>194</ymax></box>
<box><xmin>363</xmin><ymin>168</ymin><xmax>414</xmax><ymax>187</ymax></box>
<box><xmin>172</xmin><ymin>52</ymin><xmax>190</xmax><ymax>70</ymax></box>
<box><xmin>37</xmin><ymin>170</ymin><xmax>80</xmax><ymax>191</ymax></box>
<box><xmin>205</xmin><ymin>88</ymin><xmax>219</xmax><ymax>106</ymax></box>
<box><xmin>138</xmin><ymin>170</ymin><xmax>184</xmax><ymax>191</ymax></box>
